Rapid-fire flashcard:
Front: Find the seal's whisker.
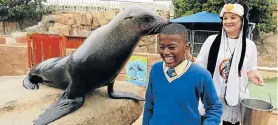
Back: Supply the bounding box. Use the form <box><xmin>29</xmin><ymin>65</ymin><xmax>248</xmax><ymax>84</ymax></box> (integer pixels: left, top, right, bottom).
<box><xmin>146</xmin><ymin>23</ymin><xmax>160</xmax><ymax>35</ymax></box>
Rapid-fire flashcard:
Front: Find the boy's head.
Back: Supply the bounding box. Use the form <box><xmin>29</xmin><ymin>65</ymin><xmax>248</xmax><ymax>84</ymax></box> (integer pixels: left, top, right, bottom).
<box><xmin>158</xmin><ymin>23</ymin><xmax>189</xmax><ymax>68</ymax></box>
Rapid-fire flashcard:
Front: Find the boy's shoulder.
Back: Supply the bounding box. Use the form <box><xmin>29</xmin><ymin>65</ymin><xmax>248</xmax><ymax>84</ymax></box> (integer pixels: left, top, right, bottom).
<box><xmin>151</xmin><ymin>61</ymin><xmax>163</xmax><ymax>68</ymax></box>
<box><xmin>149</xmin><ymin>61</ymin><xmax>163</xmax><ymax>73</ymax></box>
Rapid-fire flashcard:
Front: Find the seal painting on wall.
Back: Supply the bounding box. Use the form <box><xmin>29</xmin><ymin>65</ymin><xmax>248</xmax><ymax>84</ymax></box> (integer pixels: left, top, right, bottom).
<box><xmin>126</xmin><ymin>56</ymin><xmax>147</xmax><ymax>87</ymax></box>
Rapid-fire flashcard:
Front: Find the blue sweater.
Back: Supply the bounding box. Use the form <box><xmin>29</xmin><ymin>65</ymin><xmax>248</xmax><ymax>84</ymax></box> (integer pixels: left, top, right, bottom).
<box><xmin>143</xmin><ymin>61</ymin><xmax>222</xmax><ymax>125</ymax></box>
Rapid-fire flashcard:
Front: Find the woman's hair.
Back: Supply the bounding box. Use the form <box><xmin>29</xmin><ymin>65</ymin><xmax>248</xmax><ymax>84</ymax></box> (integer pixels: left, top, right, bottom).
<box><xmin>159</xmin><ymin>23</ymin><xmax>189</xmax><ymax>43</ymax></box>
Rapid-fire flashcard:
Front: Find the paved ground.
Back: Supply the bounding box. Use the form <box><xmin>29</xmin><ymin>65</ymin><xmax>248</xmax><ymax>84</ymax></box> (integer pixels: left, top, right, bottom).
<box><xmin>132</xmin><ymin>105</ymin><xmax>277</xmax><ymax>125</ymax></box>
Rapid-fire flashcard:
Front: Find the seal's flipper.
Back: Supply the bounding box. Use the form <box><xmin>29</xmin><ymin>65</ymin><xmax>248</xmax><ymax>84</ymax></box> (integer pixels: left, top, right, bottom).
<box><xmin>33</xmin><ymin>90</ymin><xmax>85</xmax><ymax>125</ymax></box>
<box><xmin>107</xmin><ymin>81</ymin><xmax>145</xmax><ymax>101</ymax></box>
<box><xmin>23</xmin><ymin>75</ymin><xmax>39</xmax><ymax>90</ymax></box>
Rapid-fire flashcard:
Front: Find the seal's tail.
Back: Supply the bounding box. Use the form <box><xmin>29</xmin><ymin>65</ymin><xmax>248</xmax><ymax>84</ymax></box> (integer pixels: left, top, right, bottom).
<box><xmin>33</xmin><ymin>90</ymin><xmax>85</xmax><ymax>125</ymax></box>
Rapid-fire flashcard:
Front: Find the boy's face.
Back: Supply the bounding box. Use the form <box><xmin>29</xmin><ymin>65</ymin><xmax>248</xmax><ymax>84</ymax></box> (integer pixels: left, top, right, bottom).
<box><xmin>158</xmin><ymin>34</ymin><xmax>187</xmax><ymax>68</ymax></box>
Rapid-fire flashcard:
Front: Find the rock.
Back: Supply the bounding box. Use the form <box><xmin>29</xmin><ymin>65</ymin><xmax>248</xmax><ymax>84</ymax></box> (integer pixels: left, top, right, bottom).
<box><xmin>158</xmin><ymin>11</ymin><xmax>170</xmax><ymax>19</ymax></box>
<box><xmin>66</xmin><ymin>49</ymin><xmax>76</xmax><ymax>55</ymax></box>
<box><xmin>60</xmin><ymin>14</ymin><xmax>75</xmax><ymax>25</ymax></box>
<box><xmin>0</xmin><ymin>76</ymin><xmax>145</xmax><ymax>125</ymax></box>
<box><xmin>102</xmin><ymin>10</ymin><xmax>117</xmax><ymax>22</ymax></box>
<box><xmin>147</xmin><ymin>53</ymin><xmax>162</xmax><ymax>68</ymax></box>
<box><xmin>25</xmin><ymin>25</ymin><xmax>39</xmax><ymax>34</ymax></box>
<box><xmin>49</xmin><ymin>23</ymin><xmax>70</xmax><ymax>35</ymax></box>
<box><xmin>22</xmin><ymin>10</ymin><xmax>169</xmax><ymax>44</ymax></box>
<box><xmin>25</xmin><ymin>22</ymin><xmax>48</xmax><ymax>34</ymax></box>
<box><xmin>42</xmin><ymin>15</ymin><xmax>56</xmax><ymax>24</ymax></box>
<box><xmin>145</xmin><ymin>35</ymin><xmax>157</xmax><ymax>53</ymax></box>
<box><xmin>91</xmin><ymin>12</ymin><xmax>109</xmax><ymax>30</ymax></box>
<box><xmin>138</xmin><ymin>39</ymin><xmax>146</xmax><ymax>47</ymax></box>
<box><xmin>73</xmin><ymin>13</ymin><xmax>83</xmax><ymax>26</ymax></box>
<box><xmin>82</xmin><ymin>13</ymin><xmax>93</xmax><ymax>26</ymax></box>
<box><xmin>71</xmin><ymin>25</ymin><xmax>91</xmax><ymax>36</ymax></box>
<box><xmin>147</xmin><ymin>42</ymin><xmax>157</xmax><ymax>53</ymax></box>
<box><xmin>131</xmin><ymin>112</ymin><xmax>144</xmax><ymax>125</ymax></box>
<box><xmin>135</xmin><ymin>46</ymin><xmax>148</xmax><ymax>53</ymax></box>
<box><xmin>54</xmin><ymin>15</ymin><xmax>64</xmax><ymax>24</ymax></box>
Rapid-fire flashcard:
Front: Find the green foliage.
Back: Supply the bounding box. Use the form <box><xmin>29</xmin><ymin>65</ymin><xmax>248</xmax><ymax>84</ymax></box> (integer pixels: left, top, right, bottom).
<box><xmin>173</xmin><ymin>0</ymin><xmax>277</xmax><ymax>33</ymax></box>
<box><xmin>0</xmin><ymin>0</ymin><xmax>52</xmax><ymax>23</ymax></box>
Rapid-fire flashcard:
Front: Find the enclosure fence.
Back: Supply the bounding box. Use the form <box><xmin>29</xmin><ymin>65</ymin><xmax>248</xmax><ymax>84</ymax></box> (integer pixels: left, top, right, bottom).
<box><xmin>190</xmin><ymin>30</ymin><xmax>219</xmax><ymax>56</ymax></box>
<box><xmin>189</xmin><ymin>28</ymin><xmax>254</xmax><ymax>56</ymax></box>
<box><xmin>44</xmin><ymin>0</ymin><xmax>173</xmax><ymax>12</ymax></box>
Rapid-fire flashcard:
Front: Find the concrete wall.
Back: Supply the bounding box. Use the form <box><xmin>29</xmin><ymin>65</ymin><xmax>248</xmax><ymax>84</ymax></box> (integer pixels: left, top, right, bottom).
<box><xmin>0</xmin><ymin>44</ymin><xmax>29</xmax><ymax>76</ymax></box>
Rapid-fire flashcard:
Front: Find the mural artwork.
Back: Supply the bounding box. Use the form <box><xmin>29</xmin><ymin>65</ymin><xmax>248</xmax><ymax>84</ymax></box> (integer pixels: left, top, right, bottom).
<box><xmin>126</xmin><ymin>56</ymin><xmax>148</xmax><ymax>87</ymax></box>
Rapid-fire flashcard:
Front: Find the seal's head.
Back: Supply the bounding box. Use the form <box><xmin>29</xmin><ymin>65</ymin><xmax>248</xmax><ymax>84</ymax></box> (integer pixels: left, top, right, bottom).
<box><xmin>110</xmin><ymin>6</ymin><xmax>169</xmax><ymax>36</ymax></box>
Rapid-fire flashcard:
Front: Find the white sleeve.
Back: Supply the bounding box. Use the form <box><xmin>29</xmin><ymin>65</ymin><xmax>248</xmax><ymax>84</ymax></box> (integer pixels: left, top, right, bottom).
<box><xmin>196</xmin><ymin>35</ymin><xmax>217</xmax><ymax>68</ymax></box>
<box><xmin>246</xmin><ymin>39</ymin><xmax>258</xmax><ymax>72</ymax></box>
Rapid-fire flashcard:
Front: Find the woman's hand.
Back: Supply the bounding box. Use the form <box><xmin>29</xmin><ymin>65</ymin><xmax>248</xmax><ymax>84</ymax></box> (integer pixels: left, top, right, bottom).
<box><xmin>247</xmin><ymin>70</ymin><xmax>264</xmax><ymax>86</ymax></box>
<box><xmin>185</xmin><ymin>49</ymin><xmax>193</xmax><ymax>61</ymax></box>
<box><xmin>185</xmin><ymin>42</ymin><xmax>195</xmax><ymax>62</ymax></box>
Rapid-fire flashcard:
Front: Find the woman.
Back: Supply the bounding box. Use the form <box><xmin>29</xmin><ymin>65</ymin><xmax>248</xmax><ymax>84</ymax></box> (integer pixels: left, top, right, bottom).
<box><xmin>186</xmin><ymin>2</ymin><xmax>264</xmax><ymax>125</ymax></box>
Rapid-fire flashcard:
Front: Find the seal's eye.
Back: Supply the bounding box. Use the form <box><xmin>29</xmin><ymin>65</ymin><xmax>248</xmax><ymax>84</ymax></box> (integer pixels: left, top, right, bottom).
<box><xmin>124</xmin><ymin>16</ymin><xmax>133</xmax><ymax>20</ymax></box>
<box><xmin>140</xmin><ymin>16</ymin><xmax>154</xmax><ymax>23</ymax></box>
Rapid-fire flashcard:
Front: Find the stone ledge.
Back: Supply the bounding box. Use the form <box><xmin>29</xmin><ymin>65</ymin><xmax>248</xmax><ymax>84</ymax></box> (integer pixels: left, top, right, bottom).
<box><xmin>0</xmin><ymin>76</ymin><xmax>145</xmax><ymax>125</ymax></box>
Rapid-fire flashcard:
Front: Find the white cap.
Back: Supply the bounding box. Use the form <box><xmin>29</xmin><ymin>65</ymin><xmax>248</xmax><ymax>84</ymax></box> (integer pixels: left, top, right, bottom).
<box><xmin>220</xmin><ymin>4</ymin><xmax>244</xmax><ymax>17</ymax></box>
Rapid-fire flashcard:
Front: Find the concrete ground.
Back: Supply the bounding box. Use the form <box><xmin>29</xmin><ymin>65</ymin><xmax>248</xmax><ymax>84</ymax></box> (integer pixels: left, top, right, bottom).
<box><xmin>133</xmin><ymin>114</ymin><xmax>277</xmax><ymax>125</ymax></box>
<box><xmin>132</xmin><ymin>102</ymin><xmax>277</xmax><ymax>125</ymax></box>
<box><xmin>0</xmin><ymin>76</ymin><xmax>145</xmax><ymax>125</ymax></box>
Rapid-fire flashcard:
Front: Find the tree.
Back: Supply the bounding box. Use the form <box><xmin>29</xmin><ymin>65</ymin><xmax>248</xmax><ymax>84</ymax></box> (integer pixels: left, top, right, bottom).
<box><xmin>0</xmin><ymin>0</ymin><xmax>52</xmax><ymax>32</ymax></box>
<box><xmin>173</xmin><ymin>0</ymin><xmax>277</xmax><ymax>34</ymax></box>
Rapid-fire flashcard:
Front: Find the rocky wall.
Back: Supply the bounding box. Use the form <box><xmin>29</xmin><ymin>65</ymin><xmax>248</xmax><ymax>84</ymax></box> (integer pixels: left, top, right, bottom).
<box><xmin>25</xmin><ymin>10</ymin><xmax>170</xmax><ymax>53</ymax></box>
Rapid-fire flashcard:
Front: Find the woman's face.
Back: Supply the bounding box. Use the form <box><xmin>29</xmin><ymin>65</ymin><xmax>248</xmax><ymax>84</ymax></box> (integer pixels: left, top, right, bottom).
<box><xmin>223</xmin><ymin>12</ymin><xmax>242</xmax><ymax>34</ymax></box>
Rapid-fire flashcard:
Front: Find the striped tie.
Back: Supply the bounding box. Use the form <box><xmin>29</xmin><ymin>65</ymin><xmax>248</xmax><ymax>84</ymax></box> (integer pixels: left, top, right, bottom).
<box><xmin>167</xmin><ymin>67</ymin><xmax>177</xmax><ymax>78</ymax></box>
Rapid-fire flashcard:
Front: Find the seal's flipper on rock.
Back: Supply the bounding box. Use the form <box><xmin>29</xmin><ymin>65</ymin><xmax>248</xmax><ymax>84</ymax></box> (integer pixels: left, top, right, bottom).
<box><xmin>33</xmin><ymin>90</ymin><xmax>85</xmax><ymax>125</ymax></box>
<box><xmin>23</xmin><ymin>75</ymin><xmax>40</xmax><ymax>90</ymax></box>
<box><xmin>108</xmin><ymin>81</ymin><xmax>145</xmax><ymax>101</ymax></box>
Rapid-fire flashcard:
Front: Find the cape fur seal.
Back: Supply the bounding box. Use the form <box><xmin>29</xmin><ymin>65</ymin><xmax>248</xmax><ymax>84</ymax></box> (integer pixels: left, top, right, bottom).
<box><xmin>23</xmin><ymin>6</ymin><xmax>169</xmax><ymax>125</ymax></box>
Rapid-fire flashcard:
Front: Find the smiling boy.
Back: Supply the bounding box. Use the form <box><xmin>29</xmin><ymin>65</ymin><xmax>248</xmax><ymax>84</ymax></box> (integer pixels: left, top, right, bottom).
<box><xmin>142</xmin><ymin>24</ymin><xmax>222</xmax><ymax>125</ymax></box>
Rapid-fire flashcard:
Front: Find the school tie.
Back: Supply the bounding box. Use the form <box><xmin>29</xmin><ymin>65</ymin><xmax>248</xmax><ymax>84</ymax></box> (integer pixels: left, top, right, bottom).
<box><xmin>167</xmin><ymin>67</ymin><xmax>177</xmax><ymax>78</ymax></box>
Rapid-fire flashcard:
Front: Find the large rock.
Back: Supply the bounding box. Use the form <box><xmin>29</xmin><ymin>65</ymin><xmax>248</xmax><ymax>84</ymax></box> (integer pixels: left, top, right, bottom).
<box><xmin>102</xmin><ymin>10</ymin><xmax>118</xmax><ymax>22</ymax></box>
<box><xmin>71</xmin><ymin>24</ymin><xmax>91</xmax><ymax>36</ymax></box>
<box><xmin>158</xmin><ymin>11</ymin><xmax>170</xmax><ymax>19</ymax></box>
<box><xmin>0</xmin><ymin>76</ymin><xmax>145</xmax><ymax>125</ymax></box>
<box><xmin>91</xmin><ymin>12</ymin><xmax>109</xmax><ymax>30</ymax></box>
<box><xmin>62</xmin><ymin>14</ymin><xmax>75</xmax><ymax>25</ymax></box>
<box><xmin>82</xmin><ymin>13</ymin><xmax>93</xmax><ymax>26</ymax></box>
<box><xmin>49</xmin><ymin>23</ymin><xmax>70</xmax><ymax>35</ymax></box>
